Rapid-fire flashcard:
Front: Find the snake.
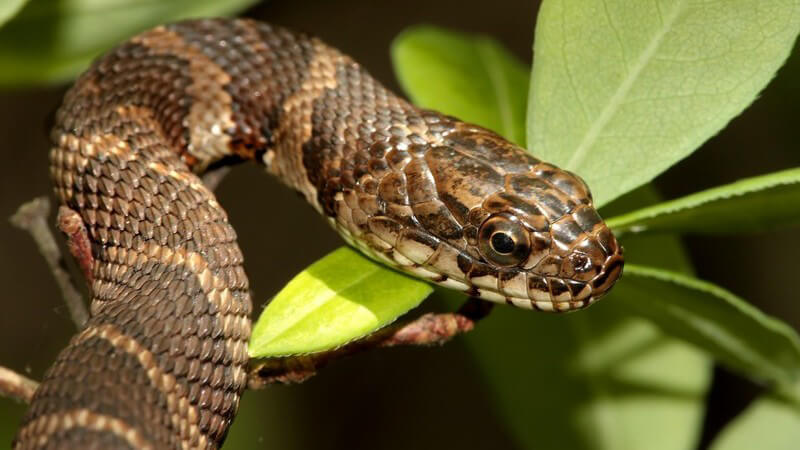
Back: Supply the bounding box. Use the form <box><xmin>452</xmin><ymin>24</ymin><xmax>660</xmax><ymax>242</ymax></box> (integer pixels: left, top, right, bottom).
<box><xmin>14</xmin><ymin>18</ymin><xmax>623</xmax><ymax>449</ymax></box>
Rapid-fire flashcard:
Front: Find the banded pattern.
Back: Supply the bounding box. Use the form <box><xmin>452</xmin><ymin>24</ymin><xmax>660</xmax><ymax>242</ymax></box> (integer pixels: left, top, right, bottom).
<box><xmin>16</xmin><ymin>18</ymin><xmax>622</xmax><ymax>449</ymax></box>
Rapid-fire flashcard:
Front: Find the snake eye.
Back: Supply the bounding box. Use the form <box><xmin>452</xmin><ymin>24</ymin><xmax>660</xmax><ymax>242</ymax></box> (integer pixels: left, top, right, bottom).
<box><xmin>478</xmin><ymin>214</ymin><xmax>531</xmax><ymax>267</ymax></box>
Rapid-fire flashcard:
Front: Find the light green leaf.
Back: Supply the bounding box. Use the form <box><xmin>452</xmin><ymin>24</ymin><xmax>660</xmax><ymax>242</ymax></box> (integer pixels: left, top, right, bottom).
<box><xmin>0</xmin><ymin>0</ymin><xmax>28</xmax><ymax>28</ymax></box>
<box><xmin>392</xmin><ymin>25</ymin><xmax>529</xmax><ymax>145</ymax></box>
<box><xmin>607</xmin><ymin>167</ymin><xmax>800</xmax><ymax>235</ymax></box>
<box><xmin>709</xmin><ymin>389</ymin><xmax>800</xmax><ymax>450</ymax></box>
<box><xmin>615</xmin><ymin>265</ymin><xmax>800</xmax><ymax>386</ymax></box>
<box><xmin>599</xmin><ymin>186</ymin><xmax>693</xmax><ymax>275</ymax></box>
<box><xmin>463</xmin><ymin>186</ymin><xmax>711</xmax><ymax>450</ymax></box>
<box><xmin>529</xmin><ymin>0</ymin><xmax>800</xmax><ymax>206</ymax></box>
<box><xmin>249</xmin><ymin>247</ymin><xmax>432</xmax><ymax>358</ymax></box>
<box><xmin>0</xmin><ymin>0</ymin><xmax>257</xmax><ymax>87</ymax></box>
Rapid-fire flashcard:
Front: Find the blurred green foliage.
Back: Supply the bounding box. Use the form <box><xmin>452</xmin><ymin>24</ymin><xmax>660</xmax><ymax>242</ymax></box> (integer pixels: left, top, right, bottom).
<box><xmin>0</xmin><ymin>0</ymin><xmax>257</xmax><ymax>87</ymax></box>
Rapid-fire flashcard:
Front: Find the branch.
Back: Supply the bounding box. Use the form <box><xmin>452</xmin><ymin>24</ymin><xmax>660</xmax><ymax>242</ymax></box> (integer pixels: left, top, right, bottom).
<box><xmin>248</xmin><ymin>298</ymin><xmax>493</xmax><ymax>388</ymax></box>
<box><xmin>10</xmin><ymin>197</ymin><xmax>89</xmax><ymax>328</ymax></box>
<box><xmin>0</xmin><ymin>366</ymin><xmax>39</xmax><ymax>404</ymax></box>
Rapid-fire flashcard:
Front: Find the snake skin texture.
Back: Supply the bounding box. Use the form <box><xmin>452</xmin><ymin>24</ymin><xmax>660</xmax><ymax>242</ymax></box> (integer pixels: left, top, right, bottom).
<box><xmin>15</xmin><ymin>18</ymin><xmax>623</xmax><ymax>449</ymax></box>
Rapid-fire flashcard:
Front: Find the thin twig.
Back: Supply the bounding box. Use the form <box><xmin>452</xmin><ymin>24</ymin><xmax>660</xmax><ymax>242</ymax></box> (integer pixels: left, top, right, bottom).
<box><xmin>10</xmin><ymin>197</ymin><xmax>89</xmax><ymax>328</ymax></box>
<box><xmin>248</xmin><ymin>298</ymin><xmax>493</xmax><ymax>388</ymax></box>
<box><xmin>0</xmin><ymin>366</ymin><xmax>39</xmax><ymax>404</ymax></box>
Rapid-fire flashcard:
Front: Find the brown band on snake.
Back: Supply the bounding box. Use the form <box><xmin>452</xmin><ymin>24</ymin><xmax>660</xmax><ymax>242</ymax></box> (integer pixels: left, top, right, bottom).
<box><xmin>16</xmin><ymin>18</ymin><xmax>623</xmax><ymax>449</ymax></box>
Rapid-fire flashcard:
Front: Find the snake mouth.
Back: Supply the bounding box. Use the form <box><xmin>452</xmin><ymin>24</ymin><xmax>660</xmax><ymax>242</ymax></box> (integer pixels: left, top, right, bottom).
<box><xmin>462</xmin><ymin>243</ymin><xmax>624</xmax><ymax>313</ymax></box>
<box><xmin>590</xmin><ymin>253</ymin><xmax>624</xmax><ymax>299</ymax></box>
<box><xmin>381</xmin><ymin>237</ymin><xmax>625</xmax><ymax>313</ymax></box>
<box><xmin>416</xmin><ymin>254</ymin><xmax>625</xmax><ymax>313</ymax></box>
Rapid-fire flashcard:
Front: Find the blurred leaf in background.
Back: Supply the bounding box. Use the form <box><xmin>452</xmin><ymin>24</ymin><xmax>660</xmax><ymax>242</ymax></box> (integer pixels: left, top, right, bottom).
<box><xmin>392</xmin><ymin>25</ymin><xmax>529</xmax><ymax>146</ymax></box>
<box><xmin>709</xmin><ymin>390</ymin><xmax>800</xmax><ymax>450</ymax></box>
<box><xmin>0</xmin><ymin>0</ymin><xmax>29</xmax><ymax>27</ymax></box>
<box><xmin>0</xmin><ymin>0</ymin><xmax>257</xmax><ymax>87</ymax></box>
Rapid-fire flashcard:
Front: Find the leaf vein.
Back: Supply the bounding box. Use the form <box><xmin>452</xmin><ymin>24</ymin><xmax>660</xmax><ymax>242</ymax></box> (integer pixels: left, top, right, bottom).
<box><xmin>566</xmin><ymin>0</ymin><xmax>688</xmax><ymax>170</ymax></box>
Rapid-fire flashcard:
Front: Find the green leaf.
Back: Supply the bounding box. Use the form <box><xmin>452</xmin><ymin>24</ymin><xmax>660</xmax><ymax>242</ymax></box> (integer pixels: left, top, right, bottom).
<box><xmin>528</xmin><ymin>0</ymin><xmax>800</xmax><ymax>207</ymax></box>
<box><xmin>0</xmin><ymin>0</ymin><xmax>257</xmax><ymax>87</ymax></box>
<box><xmin>709</xmin><ymin>390</ymin><xmax>800</xmax><ymax>450</ymax></box>
<box><xmin>249</xmin><ymin>247</ymin><xmax>432</xmax><ymax>358</ymax></box>
<box><xmin>392</xmin><ymin>25</ymin><xmax>529</xmax><ymax>145</ymax></box>
<box><xmin>463</xmin><ymin>186</ymin><xmax>711</xmax><ymax>450</ymax></box>
<box><xmin>0</xmin><ymin>0</ymin><xmax>28</xmax><ymax>27</ymax></box>
<box><xmin>615</xmin><ymin>265</ymin><xmax>800</xmax><ymax>386</ymax></box>
<box><xmin>599</xmin><ymin>187</ymin><xmax>693</xmax><ymax>275</ymax></box>
<box><xmin>607</xmin><ymin>167</ymin><xmax>800</xmax><ymax>235</ymax></box>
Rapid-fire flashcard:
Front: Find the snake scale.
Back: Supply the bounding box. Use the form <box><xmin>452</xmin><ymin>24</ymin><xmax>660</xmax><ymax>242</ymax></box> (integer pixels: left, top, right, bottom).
<box><xmin>14</xmin><ymin>18</ymin><xmax>623</xmax><ymax>449</ymax></box>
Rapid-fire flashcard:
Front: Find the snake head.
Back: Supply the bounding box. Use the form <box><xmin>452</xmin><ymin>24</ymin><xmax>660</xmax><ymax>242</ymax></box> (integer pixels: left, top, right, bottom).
<box><xmin>391</xmin><ymin>121</ymin><xmax>623</xmax><ymax>312</ymax></box>
<box><xmin>472</xmin><ymin>164</ymin><xmax>625</xmax><ymax>311</ymax></box>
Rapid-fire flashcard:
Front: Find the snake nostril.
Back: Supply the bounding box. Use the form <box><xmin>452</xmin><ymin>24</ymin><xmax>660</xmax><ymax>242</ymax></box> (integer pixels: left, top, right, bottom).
<box><xmin>569</xmin><ymin>253</ymin><xmax>593</xmax><ymax>273</ymax></box>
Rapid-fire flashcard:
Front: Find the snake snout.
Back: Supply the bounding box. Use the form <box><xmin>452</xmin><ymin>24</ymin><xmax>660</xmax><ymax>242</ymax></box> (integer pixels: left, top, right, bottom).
<box><xmin>586</xmin><ymin>227</ymin><xmax>624</xmax><ymax>301</ymax></box>
<box><xmin>537</xmin><ymin>221</ymin><xmax>623</xmax><ymax>311</ymax></box>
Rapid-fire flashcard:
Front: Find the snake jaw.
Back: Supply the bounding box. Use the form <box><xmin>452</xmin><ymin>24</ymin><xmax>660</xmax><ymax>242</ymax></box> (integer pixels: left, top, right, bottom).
<box><xmin>368</xmin><ymin>219</ymin><xmax>623</xmax><ymax>313</ymax></box>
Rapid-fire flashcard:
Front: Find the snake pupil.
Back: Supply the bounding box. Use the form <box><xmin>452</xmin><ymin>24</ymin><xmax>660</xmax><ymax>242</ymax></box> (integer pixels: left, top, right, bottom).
<box><xmin>491</xmin><ymin>232</ymin><xmax>516</xmax><ymax>254</ymax></box>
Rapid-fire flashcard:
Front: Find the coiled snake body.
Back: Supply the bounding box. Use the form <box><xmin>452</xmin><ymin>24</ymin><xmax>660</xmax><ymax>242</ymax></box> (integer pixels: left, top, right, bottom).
<box><xmin>15</xmin><ymin>18</ymin><xmax>623</xmax><ymax>449</ymax></box>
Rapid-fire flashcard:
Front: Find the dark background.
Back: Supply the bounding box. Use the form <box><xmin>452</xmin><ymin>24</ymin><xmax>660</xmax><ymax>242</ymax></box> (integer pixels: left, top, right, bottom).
<box><xmin>0</xmin><ymin>0</ymin><xmax>798</xmax><ymax>448</ymax></box>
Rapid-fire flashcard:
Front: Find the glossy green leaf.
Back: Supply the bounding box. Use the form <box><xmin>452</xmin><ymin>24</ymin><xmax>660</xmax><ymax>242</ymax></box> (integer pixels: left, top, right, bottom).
<box><xmin>529</xmin><ymin>0</ymin><xmax>800</xmax><ymax>206</ymax></box>
<box><xmin>463</xmin><ymin>187</ymin><xmax>710</xmax><ymax>450</ymax></box>
<box><xmin>0</xmin><ymin>0</ymin><xmax>257</xmax><ymax>87</ymax></box>
<box><xmin>615</xmin><ymin>265</ymin><xmax>800</xmax><ymax>386</ymax></box>
<box><xmin>249</xmin><ymin>247</ymin><xmax>432</xmax><ymax>358</ymax></box>
<box><xmin>709</xmin><ymin>389</ymin><xmax>800</xmax><ymax>450</ymax></box>
<box><xmin>0</xmin><ymin>0</ymin><xmax>28</xmax><ymax>27</ymax></box>
<box><xmin>392</xmin><ymin>25</ymin><xmax>529</xmax><ymax>145</ymax></box>
<box><xmin>607</xmin><ymin>167</ymin><xmax>800</xmax><ymax>235</ymax></box>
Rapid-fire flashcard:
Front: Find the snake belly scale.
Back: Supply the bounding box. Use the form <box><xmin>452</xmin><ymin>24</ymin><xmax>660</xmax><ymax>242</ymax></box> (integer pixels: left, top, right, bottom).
<box><xmin>15</xmin><ymin>18</ymin><xmax>623</xmax><ymax>449</ymax></box>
